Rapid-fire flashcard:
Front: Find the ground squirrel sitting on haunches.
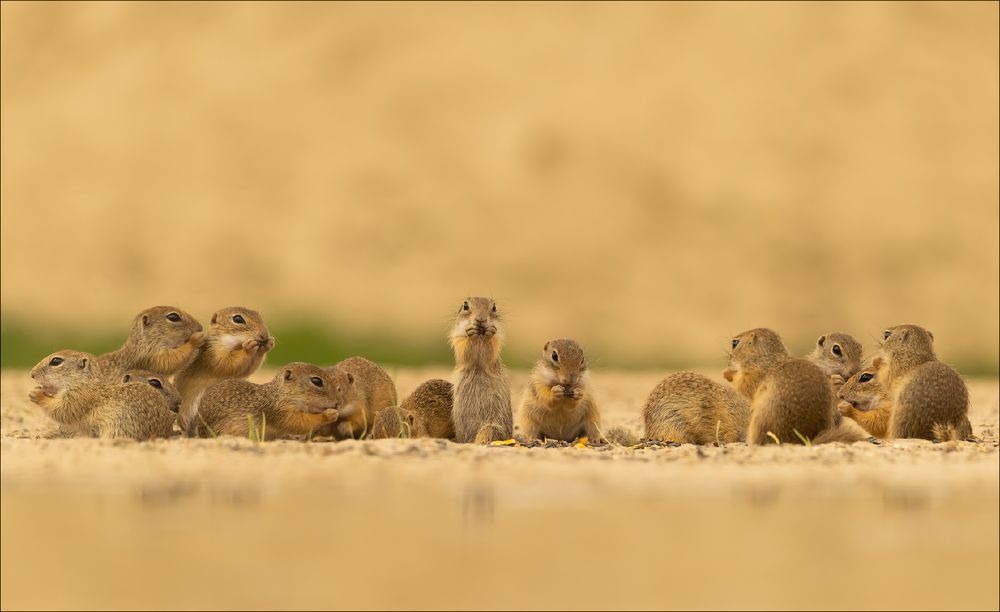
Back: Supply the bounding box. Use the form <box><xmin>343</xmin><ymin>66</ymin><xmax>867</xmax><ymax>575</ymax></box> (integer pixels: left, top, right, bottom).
<box><xmin>837</xmin><ymin>368</ymin><xmax>892</xmax><ymax>438</ymax></box>
<box><xmin>643</xmin><ymin>372</ymin><xmax>749</xmax><ymax>444</ymax></box>
<box><xmin>175</xmin><ymin>306</ymin><xmax>275</xmax><ymax>433</ymax></box>
<box><xmin>370</xmin><ymin>379</ymin><xmax>454</xmax><ymax>439</ymax></box>
<box><xmin>807</xmin><ymin>332</ymin><xmax>863</xmax><ymax>390</ymax></box>
<box><xmin>318</xmin><ymin>356</ymin><xmax>397</xmax><ymax>439</ymax></box>
<box><xmin>30</xmin><ymin>351</ymin><xmax>177</xmax><ymax>440</ymax></box>
<box><xmin>189</xmin><ymin>363</ymin><xmax>342</xmax><ymax>439</ymax></box>
<box><xmin>97</xmin><ymin>306</ymin><xmax>204</xmax><ymax>380</ymax></box>
<box><xmin>874</xmin><ymin>324</ymin><xmax>972</xmax><ymax>441</ymax></box>
<box><xmin>723</xmin><ymin>328</ymin><xmax>866</xmax><ymax>445</ymax></box>
<box><xmin>449</xmin><ymin>297</ymin><xmax>513</xmax><ymax>444</ymax></box>
<box><xmin>517</xmin><ymin>339</ymin><xmax>602</xmax><ymax>443</ymax></box>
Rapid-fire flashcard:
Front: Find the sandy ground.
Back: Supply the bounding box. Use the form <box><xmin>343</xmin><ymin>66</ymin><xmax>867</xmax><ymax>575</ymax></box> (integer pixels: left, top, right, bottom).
<box><xmin>1</xmin><ymin>368</ymin><xmax>998</xmax><ymax>610</ymax></box>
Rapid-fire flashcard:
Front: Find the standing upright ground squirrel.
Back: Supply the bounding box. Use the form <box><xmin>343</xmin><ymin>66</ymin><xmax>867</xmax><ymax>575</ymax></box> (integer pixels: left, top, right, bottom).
<box><xmin>189</xmin><ymin>363</ymin><xmax>343</xmax><ymax>439</ymax></box>
<box><xmin>175</xmin><ymin>307</ymin><xmax>275</xmax><ymax>432</ymax></box>
<box><xmin>724</xmin><ymin>328</ymin><xmax>865</xmax><ymax>445</ymax></box>
<box><xmin>875</xmin><ymin>324</ymin><xmax>972</xmax><ymax>441</ymax></box>
<box><xmin>319</xmin><ymin>356</ymin><xmax>397</xmax><ymax>439</ymax></box>
<box><xmin>97</xmin><ymin>306</ymin><xmax>205</xmax><ymax>379</ymax></box>
<box><xmin>837</xmin><ymin>369</ymin><xmax>892</xmax><ymax>438</ymax></box>
<box><xmin>371</xmin><ymin>379</ymin><xmax>454</xmax><ymax>439</ymax></box>
<box><xmin>30</xmin><ymin>351</ymin><xmax>177</xmax><ymax>440</ymax></box>
<box><xmin>449</xmin><ymin>297</ymin><xmax>513</xmax><ymax>444</ymax></box>
<box><xmin>643</xmin><ymin>372</ymin><xmax>750</xmax><ymax>444</ymax></box>
<box><xmin>517</xmin><ymin>339</ymin><xmax>602</xmax><ymax>443</ymax></box>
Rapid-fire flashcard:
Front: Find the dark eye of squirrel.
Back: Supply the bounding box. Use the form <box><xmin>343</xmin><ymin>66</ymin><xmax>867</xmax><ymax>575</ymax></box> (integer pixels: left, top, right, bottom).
<box><xmin>149</xmin><ymin>379</ymin><xmax>163</xmax><ymax>389</ymax></box>
<box><xmin>731</xmin><ymin>339</ymin><xmax>739</xmax><ymax>349</ymax></box>
<box><xmin>462</xmin><ymin>302</ymin><xmax>470</xmax><ymax>312</ymax></box>
<box><xmin>233</xmin><ymin>314</ymin><xmax>246</xmax><ymax>324</ymax></box>
<box><xmin>832</xmin><ymin>345</ymin><xmax>842</xmax><ymax>356</ymax></box>
<box><xmin>49</xmin><ymin>356</ymin><xmax>64</xmax><ymax>366</ymax></box>
<box><xmin>859</xmin><ymin>373</ymin><xmax>874</xmax><ymax>383</ymax></box>
<box><xmin>551</xmin><ymin>351</ymin><xmax>559</xmax><ymax>362</ymax></box>
<box><xmin>310</xmin><ymin>377</ymin><xmax>323</xmax><ymax>387</ymax></box>
<box><xmin>883</xmin><ymin>330</ymin><xmax>891</xmax><ymax>339</ymax></box>
<box><xmin>166</xmin><ymin>313</ymin><xmax>181</xmax><ymax>322</ymax></box>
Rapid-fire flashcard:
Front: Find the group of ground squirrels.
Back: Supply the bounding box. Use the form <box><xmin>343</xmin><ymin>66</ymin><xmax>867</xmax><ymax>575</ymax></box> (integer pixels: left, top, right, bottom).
<box><xmin>28</xmin><ymin>298</ymin><xmax>973</xmax><ymax>446</ymax></box>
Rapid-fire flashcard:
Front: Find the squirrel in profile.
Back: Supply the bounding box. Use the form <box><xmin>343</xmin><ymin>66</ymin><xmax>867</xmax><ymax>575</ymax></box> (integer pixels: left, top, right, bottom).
<box><xmin>29</xmin><ymin>351</ymin><xmax>177</xmax><ymax>440</ymax></box>
<box><xmin>873</xmin><ymin>324</ymin><xmax>972</xmax><ymax>441</ymax></box>
<box><xmin>517</xmin><ymin>339</ymin><xmax>602</xmax><ymax>443</ymax></box>
<box><xmin>97</xmin><ymin>306</ymin><xmax>204</xmax><ymax>379</ymax></box>
<box><xmin>175</xmin><ymin>306</ymin><xmax>275</xmax><ymax>433</ymax></box>
<box><xmin>371</xmin><ymin>379</ymin><xmax>454</xmax><ymax>439</ymax></box>
<box><xmin>724</xmin><ymin>328</ymin><xmax>867</xmax><ymax>445</ymax></box>
<box><xmin>449</xmin><ymin>297</ymin><xmax>513</xmax><ymax>444</ymax></box>
<box><xmin>188</xmin><ymin>363</ymin><xmax>342</xmax><ymax>439</ymax></box>
<box><xmin>318</xmin><ymin>356</ymin><xmax>397</xmax><ymax>439</ymax></box>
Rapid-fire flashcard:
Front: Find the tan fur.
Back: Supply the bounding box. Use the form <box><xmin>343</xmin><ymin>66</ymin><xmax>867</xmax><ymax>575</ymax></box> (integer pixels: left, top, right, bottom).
<box><xmin>837</xmin><ymin>369</ymin><xmax>892</xmax><ymax>438</ymax></box>
<box><xmin>190</xmin><ymin>363</ymin><xmax>342</xmax><ymax>439</ymax></box>
<box><xmin>97</xmin><ymin>306</ymin><xmax>205</xmax><ymax>380</ymax></box>
<box><xmin>371</xmin><ymin>379</ymin><xmax>454</xmax><ymax>439</ymax></box>
<box><xmin>877</xmin><ymin>324</ymin><xmax>972</xmax><ymax>441</ymax></box>
<box><xmin>807</xmin><ymin>331</ymin><xmax>863</xmax><ymax>391</ymax></box>
<box><xmin>518</xmin><ymin>339</ymin><xmax>602</xmax><ymax>443</ymax></box>
<box><xmin>175</xmin><ymin>306</ymin><xmax>275</xmax><ymax>431</ymax></box>
<box><xmin>727</xmin><ymin>328</ymin><xmax>841</xmax><ymax>445</ymax></box>
<box><xmin>319</xmin><ymin>356</ymin><xmax>398</xmax><ymax>439</ymax></box>
<box><xmin>30</xmin><ymin>351</ymin><xmax>175</xmax><ymax>440</ymax></box>
<box><xmin>449</xmin><ymin>297</ymin><xmax>512</xmax><ymax>444</ymax></box>
<box><xmin>643</xmin><ymin>371</ymin><xmax>750</xmax><ymax>444</ymax></box>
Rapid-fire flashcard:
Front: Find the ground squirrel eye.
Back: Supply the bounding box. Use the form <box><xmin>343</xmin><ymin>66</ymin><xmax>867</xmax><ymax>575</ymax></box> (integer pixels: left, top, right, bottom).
<box><xmin>859</xmin><ymin>373</ymin><xmax>874</xmax><ymax>383</ymax></box>
<box><xmin>731</xmin><ymin>339</ymin><xmax>739</xmax><ymax>349</ymax></box>
<box><xmin>883</xmin><ymin>330</ymin><xmax>891</xmax><ymax>339</ymax></box>
<box><xmin>310</xmin><ymin>377</ymin><xmax>323</xmax><ymax>387</ymax></box>
<box><xmin>49</xmin><ymin>356</ymin><xmax>64</xmax><ymax>366</ymax></box>
<box><xmin>233</xmin><ymin>314</ymin><xmax>246</xmax><ymax>325</ymax></box>
<box><xmin>551</xmin><ymin>351</ymin><xmax>559</xmax><ymax>362</ymax></box>
<box><xmin>166</xmin><ymin>312</ymin><xmax>181</xmax><ymax>322</ymax></box>
<box><xmin>461</xmin><ymin>301</ymin><xmax>469</xmax><ymax>312</ymax></box>
<box><xmin>832</xmin><ymin>344</ymin><xmax>842</xmax><ymax>356</ymax></box>
<box><xmin>148</xmin><ymin>379</ymin><xmax>163</xmax><ymax>389</ymax></box>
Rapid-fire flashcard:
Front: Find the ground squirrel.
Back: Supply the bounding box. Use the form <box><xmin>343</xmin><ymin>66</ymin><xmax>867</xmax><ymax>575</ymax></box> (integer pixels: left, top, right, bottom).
<box><xmin>837</xmin><ymin>369</ymin><xmax>892</xmax><ymax>438</ymax></box>
<box><xmin>175</xmin><ymin>306</ymin><xmax>275</xmax><ymax>432</ymax></box>
<box><xmin>874</xmin><ymin>324</ymin><xmax>972</xmax><ymax>441</ymax></box>
<box><xmin>723</xmin><ymin>328</ymin><xmax>864</xmax><ymax>445</ymax></box>
<box><xmin>189</xmin><ymin>363</ymin><xmax>342</xmax><ymax>439</ymax></box>
<box><xmin>29</xmin><ymin>351</ymin><xmax>176</xmax><ymax>440</ymax></box>
<box><xmin>517</xmin><ymin>339</ymin><xmax>602</xmax><ymax>443</ymax></box>
<box><xmin>371</xmin><ymin>379</ymin><xmax>455</xmax><ymax>439</ymax></box>
<box><xmin>318</xmin><ymin>356</ymin><xmax>397</xmax><ymax>439</ymax></box>
<box><xmin>643</xmin><ymin>372</ymin><xmax>750</xmax><ymax>444</ymax></box>
<box><xmin>807</xmin><ymin>332</ymin><xmax>863</xmax><ymax>389</ymax></box>
<box><xmin>449</xmin><ymin>297</ymin><xmax>513</xmax><ymax>444</ymax></box>
<box><xmin>123</xmin><ymin>369</ymin><xmax>182</xmax><ymax>415</ymax></box>
<box><xmin>97</xmin><ymin>306</ymin><xmax>205</xmax><ymax>379</ymax></box>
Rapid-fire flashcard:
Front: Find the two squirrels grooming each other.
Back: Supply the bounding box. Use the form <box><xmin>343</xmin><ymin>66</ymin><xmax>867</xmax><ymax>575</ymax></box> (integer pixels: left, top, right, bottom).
<box><xmin>838</xmin><ymin>324</ymin><xmax>971</xmax><ymax>441</ymax></box>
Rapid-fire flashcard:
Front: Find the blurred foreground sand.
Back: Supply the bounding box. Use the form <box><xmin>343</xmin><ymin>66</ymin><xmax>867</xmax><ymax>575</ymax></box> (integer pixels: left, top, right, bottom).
<box><xmin>2</xmin><ymin>369</ymin><xmax>999</xmax><ymax>610</ymax></box>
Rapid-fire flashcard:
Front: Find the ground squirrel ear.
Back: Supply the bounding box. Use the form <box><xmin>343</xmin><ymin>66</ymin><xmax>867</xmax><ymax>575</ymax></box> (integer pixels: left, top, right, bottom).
<box><xmin>142</xmin><ymin>315</ymin><xmax>150</xmax><ymax>327</ymax></box>
<box><xmin>347</xmin><ymin>372</ymin><xmax>354</xmax><ymax>385</ymax></box>
<box><xmin>284</xmin><ymin>369</ymin><xmax>293</xmax><ymax>381</ymax></box>
<box><xmin>543</xmin><ymin>341</ymin><xmax>550</xmax><ymax>352</ymax></box>
<box><xmin>211</xmin><ymin>313</ymin><xmax>218</xmax><ymax>325</ymax></box>
<box><xmin>900</xmin><ymin>329</ymin><xmax>909</xmax><ymax>340</ymax></box>
<box><xmin>927</xmin><ymin>330</ymin><xmax>934</xmax><ymax>342</ymax></box>
<box><xmin>122</xmin><ymin>373</ymin><xmax>131</xmax><ymax>382</ymax></box>
<box><xmin>78</xmin><ymin>358</ymin><xmax>88</xmax><ymax>370</ymax></box>
<box><xmin>872</xmin><ymin>356</ymin><xmax>884</xmax><ymax>370</ymax></box>
<box><xmin>817</xmin><ymin>335</ymin><xmax>826</xmax><ymax>347</ymax></box>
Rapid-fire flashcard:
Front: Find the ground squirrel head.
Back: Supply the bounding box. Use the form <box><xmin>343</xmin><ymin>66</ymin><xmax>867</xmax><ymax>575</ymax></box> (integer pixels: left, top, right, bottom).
<box><xmin>30</xmin><ymin>350</ymin><xmax>98</xmax><ymax>399</ymax></box>
<box><xmin>836</xmin><ymin>369</ymin><xmax>882</xmax><ymax>412</ymax></box>
<box><xmin>808</xmin><ymin>332</ymin><xmax>863</xmax><ymax>379</ymax></box>
<box><xmin>722</xmin><ymin>328</ymin><xmax>788</xmax><ymax>397</ymax></box>
<box><xmin>125</xmin><ymin>306</ymin><xmax>205</xmax><ymax>373</ymax></box>
<box><xmin>197</xmin><ymin>306</ymin><xmax>276</xmax><ymax>375</ymax></box>
<box><xmin>123</xmin><ymin>370</ymin><xmax>182</xmax><ymax>413</ymax></box>
<box><xmin>535</xmin><ymin>338</ymin><xmax>589</xmax><ymax>388</ymax></box>
<box><xmin>274</xmin><ymin>363</ymin><xmax>344</xmax><ymax>416</ymax></box>
<box><xmin>875</xmin><ymin>324</ymin><xmax>935</xmax><ymax>373</ymax></box>
<box><xmin>371</xmin><ymin>405</ymin><xmax>418</xmax><ymax>439</ymax></box>
<box><xmin>449</xmin><ymin>297</ymin><xmax>505</xmax><ymax>366</ymax></box>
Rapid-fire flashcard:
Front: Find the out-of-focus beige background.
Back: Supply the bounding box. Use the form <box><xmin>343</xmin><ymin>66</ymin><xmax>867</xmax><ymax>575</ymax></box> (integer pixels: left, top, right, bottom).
<box><xmin>2</xmin><ymin>1</ymin><xmax>998</xmax><ymax>369</ymax></box>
